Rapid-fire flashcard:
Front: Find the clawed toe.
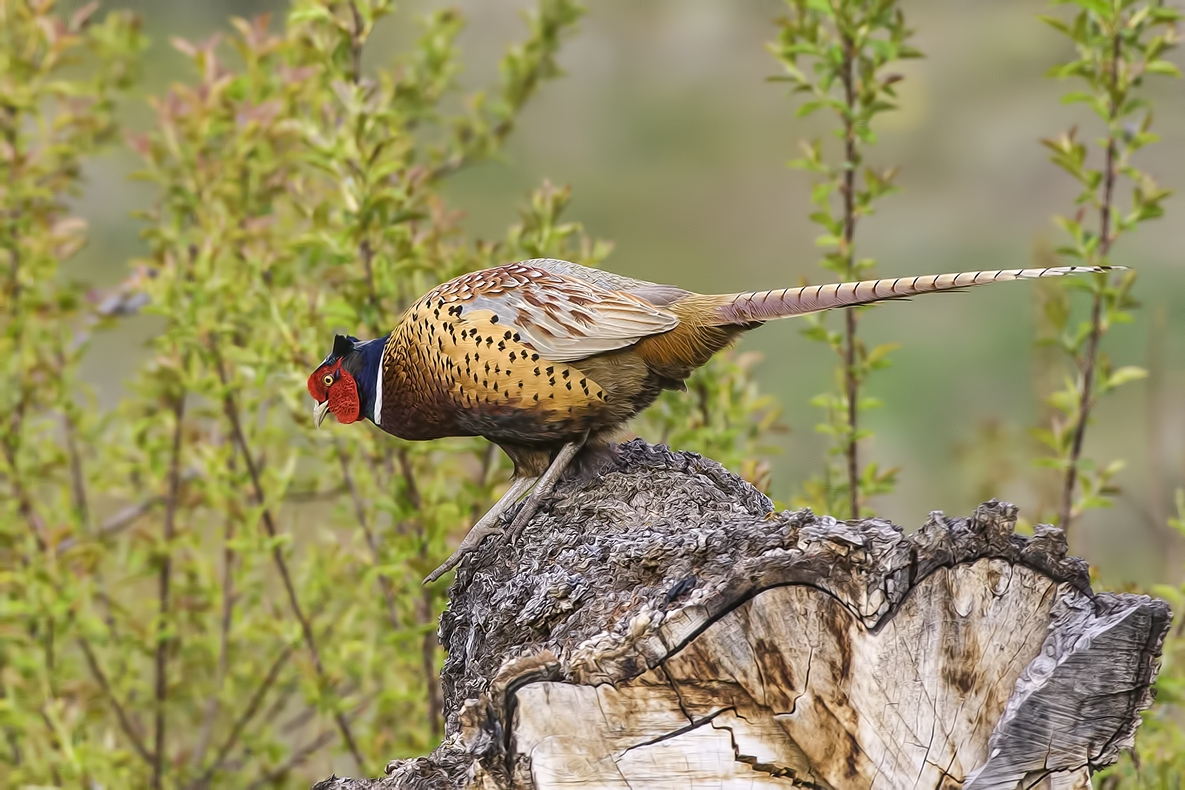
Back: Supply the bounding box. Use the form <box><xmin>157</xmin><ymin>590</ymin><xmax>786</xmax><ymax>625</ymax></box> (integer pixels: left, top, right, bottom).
<box><xmin>504</xmin><ymin>501</ymin><xmax>539</xmax><ymax>546</ymax></box>
<box><xmin>422</xmin><ymin>475</ymin><xmax>538</xmax><ymax>584</ymax></box>
<box><xmin>423</xmin><ymin>531</ymin><xmax>494</xmax><ymax>584</ymax></box>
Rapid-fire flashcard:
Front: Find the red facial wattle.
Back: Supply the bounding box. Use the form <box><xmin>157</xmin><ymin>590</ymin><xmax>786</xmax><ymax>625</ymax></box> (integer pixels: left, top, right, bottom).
<box><xmin>328</xmin><ymin>369</ymin><xmax>360</xmax><ymax>424</ymax></box>
<box><xmin>307</xmin><ymin>362</ymin><xmax>361</xmax><ymax>425</ymax></box>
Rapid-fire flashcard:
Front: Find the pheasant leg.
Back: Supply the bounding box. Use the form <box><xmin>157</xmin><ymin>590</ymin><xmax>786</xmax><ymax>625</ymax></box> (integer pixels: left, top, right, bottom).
<box><xmin>423</xmin><ymin>474</ymin><xmax>538</xmax><ymax>584</ymax></box>
<box><xmin>505</xmin><ymin>434</ymin><xmax>588</xmax><ymax>545</ymax></box>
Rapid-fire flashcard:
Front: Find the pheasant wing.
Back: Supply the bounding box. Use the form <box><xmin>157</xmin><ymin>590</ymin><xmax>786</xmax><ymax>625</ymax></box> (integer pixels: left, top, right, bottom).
<box><xmin>423</xmin><ymin>262</ymin><xmax>680</xmax><ymax>363</ymax></box>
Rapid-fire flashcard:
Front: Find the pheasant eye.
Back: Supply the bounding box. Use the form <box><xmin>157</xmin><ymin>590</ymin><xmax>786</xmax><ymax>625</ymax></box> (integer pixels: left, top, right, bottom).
<box><xmin>322</xmin><ymin>374</ymin><xmax>334</xmax><ymax>387</ymax></box>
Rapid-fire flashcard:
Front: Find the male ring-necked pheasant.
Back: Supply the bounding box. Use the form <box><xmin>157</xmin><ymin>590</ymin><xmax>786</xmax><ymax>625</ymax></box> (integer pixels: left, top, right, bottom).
<box><xmin>307</xmin><ymin>258</ymin><xmax>1103</xmax><ymax>582</ymax></box>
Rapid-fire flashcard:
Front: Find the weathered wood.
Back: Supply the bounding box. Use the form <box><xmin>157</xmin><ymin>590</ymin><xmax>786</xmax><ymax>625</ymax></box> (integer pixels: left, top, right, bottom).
<box><xmin>314</xmin><ymin>441</ymin><xmax>1171</xmax><ymax>790</ymax></box>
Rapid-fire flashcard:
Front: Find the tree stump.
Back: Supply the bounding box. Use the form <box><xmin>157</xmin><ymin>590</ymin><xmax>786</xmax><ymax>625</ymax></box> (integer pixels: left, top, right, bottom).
<box><xmin>315</xmin><ymin>441</ymin><xmax>1171</xmax><ymax>790</ymax></box>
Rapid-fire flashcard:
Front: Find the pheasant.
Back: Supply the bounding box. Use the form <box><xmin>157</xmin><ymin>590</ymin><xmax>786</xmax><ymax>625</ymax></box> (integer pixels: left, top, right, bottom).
<box><xmin>307</xmin><ymin>258</ymin><xmax>1104</xmax><ymax>582</ymax></box>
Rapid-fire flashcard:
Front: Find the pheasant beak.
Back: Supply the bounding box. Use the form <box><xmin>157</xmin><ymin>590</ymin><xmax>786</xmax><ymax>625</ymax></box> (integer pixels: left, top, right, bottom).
<box><xmin>313</xmin><ymin>399</ymin><xmax>330</xmax><ymax>429</ymax></box>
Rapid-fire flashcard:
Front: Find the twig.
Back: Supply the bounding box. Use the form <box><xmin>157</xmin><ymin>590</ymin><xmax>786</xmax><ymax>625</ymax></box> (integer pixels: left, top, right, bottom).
<box><xmin>61</xmin><ymin>409</ymin><xmax>89</xmax><ymax>528</ymax></box>
<box><xmin>348</xmin><ymin>0</ymin><xmax>364</xmax><ymax>85</ymax></box>
<box><xmin>1058</xmin><ymin>31</ymin><xmax>1122</xmax><ymax>533</ymax></box>
<box><xmin>153</xmin><ymin>393</ymin><xmax>186</xmax><ymax>789</ymax></box>
<box><xmin>52</xmin><ymin>346</ymin><xmax>90</xmax><ymax>528</ymax></box>
<box><xmin>418</xmin><ymin>586</ymin><xmax>444</xmax><ymax>737</ymax></box>
<box><xmin>0</xmin><ymin>662</ymin><xmax>21</xmax><ymax>767</ymax></box>
<box><xmin>211</xmin><ymin>340</ymin><xmax>366</xmax><ymax>772</ymax></box>
<box><xmin>36</xmin><ymin>706</ymin><xmax>63</xmax><ymax>786</ymax></box>
<box><xmin>284</xmin><ymin>483</ymin><xmax>347</xmax><ymax>502</ymax></box>
<box><xmin>1</xmin><ymin>403</ymin><xmax>48</xmax><ymax>550</ymax></box>
<box><xmin>188</xmin><ymin>642</ymin><xmax>294</xmax><ymax>790</ymax></box>
<box><xmin>403</xmin><ymin>451</ymin><xmax>443</xmax><ymax>736</ymax></box>
<box><xmin>77</xmin><ymin>636</ymin><xmax>153</xmax><ymax>767</ymax></box>
<box><xmin>190</xmin><ymin>501</ymin><xmax>238</xmax><ymax>773</ymax></box>
<box><xmin>839</xmin><ymin>29</ymin><xmax>860</xmax><ymax>520</ymax></box>
<box><xmin>245</xmin><ymin>700</ymin><xmax>370</xmax><ymax>790</ymax></box>
<box><xmin>280</xmin><ymin>682</ymin><xmax>360</xmax><ymax>736</ymax></box>
<box><xmin>336</xmin><ymin>443</ymin><xmax>402</xmax><ymax>632</ymax></box>
<box><xmin>359</xmin><ymin>238</ymin><xmax>382</xmax><ymax>316</ymax></box>
<box><xmin>243</xmin><ymin>730</ymin><xmax>336</xmax><ymax>790</ymax></box>
<box><xmin>56</xmin><ymin>469</ymin><xmax>201</xmax><ymax>553</ymax></box>
<box><xmin>397</xmin><ymin>446</ymin><xmax>422</xmax><ymax>511</ymax></box>
<box><xmin>6</xmin><ymin>225</ymin><xmax>21</xmax><ymax>302</ymax></box>
<box><xmin>479</xmin><ymin>441</ymin><xmax>498</xmax><ymax>487</ymax></box>
<box><xmin>259</xmin><ymin>676</ymin><xmax>303</xmax><ymax>733</ymax></box>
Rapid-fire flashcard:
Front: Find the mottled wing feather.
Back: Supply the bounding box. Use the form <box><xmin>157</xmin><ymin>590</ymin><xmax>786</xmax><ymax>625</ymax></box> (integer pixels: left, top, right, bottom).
<box><xmin>420</xmin><ymin>262</ymin><xmax>680</xmax><ymax>363</ymax></box>
<box><xmin>525</xmin><ymin>257</ymin><xmax>659</xmax><ymax>292</ymax></box>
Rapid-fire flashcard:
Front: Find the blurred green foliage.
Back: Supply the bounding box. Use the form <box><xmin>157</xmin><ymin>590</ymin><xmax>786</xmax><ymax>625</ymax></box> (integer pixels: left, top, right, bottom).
<box><xmin>0</xmin><ymin>0</ymin><xmax>775</xmax><ymax>786</ymax></box>
<box><xmin>1031</xmin><ymin>0</ymin><xmax>1178</xmax><ymax>530</ymax></box>
<box><xmin>1101</xmin><ymin>488</ymin><xmax>1185</xmax><ymax>787</ymax></box>
<box><xmin>769</xmin><ymin>0</ymin><xmax>920</xmax><ymax>518</ymax></box>
<box><xmin>1042</xmin><ymin>1</ymin><xmax>1183</xmax><ymax>785</ymax></box>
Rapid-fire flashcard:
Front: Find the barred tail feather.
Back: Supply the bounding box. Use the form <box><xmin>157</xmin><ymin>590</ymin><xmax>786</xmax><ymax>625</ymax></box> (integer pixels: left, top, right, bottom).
<box><xmin>711</xmin><ymin>266</ymin><xmax>1110</xmax><ymax>325</ymax></box>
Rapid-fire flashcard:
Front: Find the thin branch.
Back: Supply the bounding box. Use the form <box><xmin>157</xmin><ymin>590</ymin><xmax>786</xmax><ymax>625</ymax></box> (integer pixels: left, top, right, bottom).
<box><xmin>52</xmin><ymin>343</ymin><xmax>91</xmax><ymax>529</ymax></box>
<box><xmin>403</xmin><ymin>450</ymin><xmax>443</xmax><ymax>736</ymax></box>
<box><xmin>259</xmin><ymin>677</ymin><xmax>303</xmax><ymax>733</ymax></box>
<box><xmin>77</xmin><ymin>636</ymin><xmax>153</xmax><ymax>767</ymax></box>
<box><xmin>95</xmin><ymin>498</ymin><xmax>163</xmax><ymax>537</ymax></box>
<box><xmin>358</xmin><ymin>237</ymin><xmax>382</xmax><ymax>317</ymax></box>
<box><xmin>1</xmin><ymin>402</ymin><xmax>48</xmax><ymax>550</ymax></box>
<box><xmin>6</xmin><ymin>215</ymin><xmax>21</xmax><ymax>301</ymax></box>
<box><xmin>56</xmin><ymin>469</ymin><xmax>201</xmax><ymax>553</ymax></box>
<box><xmin>245</xmin><ymin>700</ymin><xmax>370</xmax><ymax>790</ymax></box>
<box><xmin>0</xmin><ymin>661</ymin><xmax>21</xmax><ymax>767</ymax></box>
<box><xmin>280</xmin><ymin>683</ymin><xmax>360</xmax><ymax>737</ymax></box>
<box><xmin>284</xmin><ymin>483</ymin><xmax>347</xmax><ymax>502</ymax></box>
<box><xmin>243</xmin><ymin>730</ymin><xmax>336</xmax><ymax>790</ymax></box>
<box><xmin>479</xmin><ymin>441</ymin><xmax>498</xmax><ymax>488</ymax></box>
<box><xmin>61</xmin><ymin>410</ymin><xmax>89</xmax><ymax>528</ymax></box>
<box><xmin>211</xmin><ymin>339</ymin><xmax>366</xmax><ymax>772</ymax></box>
<box><xmin>348</xmin><ymin>0</ymin><xmax>364</xmax><ymax>84</ymax></box>
<box><xmin>1058</xmin><ymin>30</ymin><xmax>1122</xmax><ymax>533</ymax></box>
<box><xmin>190</xmin><ymin>498</ymin><xmax>238</xmax><ymax>772</ymax></box>
<box><xmin>153</xmin><ymin>393</ymin><xmax>186</xmax><ymax>790</ymax></box>
<box><xmin>36</xmin><ymin>706</ymin><xmax>63</xmax><ymax>786</ymax></box>
<box><xmin>417</xmin><ymin>585</ymin><xmax>444</xmax><ymax>738</ymax></box>
<box><xmin>188</xmin><ymin>642</ymin><xmax>294</xmax><ymax>790</ymax></box>
<box><xmin>337</xmin><ymin>443</ymin><xmax>402</xmax><ymax>632</ymax></box>
<box><xmin>839</xmin><ymin>29</ymin><xmax>861</xmax><ymax>520</ymax></box>
<box><xmin>397</xmin><ymin>446</ymin><xmax>423</xmax><ymax>511</ymax></box>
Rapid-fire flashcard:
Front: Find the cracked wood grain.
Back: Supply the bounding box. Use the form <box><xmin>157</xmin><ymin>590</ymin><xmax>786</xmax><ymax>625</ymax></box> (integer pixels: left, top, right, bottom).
<box><xmin>312</xmin><ymin>441</ymin><xmax>1171</xmax><ymax>790</ymax></box>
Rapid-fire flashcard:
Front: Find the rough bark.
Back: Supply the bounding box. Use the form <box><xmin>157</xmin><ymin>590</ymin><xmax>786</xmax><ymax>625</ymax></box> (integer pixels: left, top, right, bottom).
<box><xmin>314</xmin><ymin>441</ymin><xmax>1171</xmax><ymax>790</ymax></box>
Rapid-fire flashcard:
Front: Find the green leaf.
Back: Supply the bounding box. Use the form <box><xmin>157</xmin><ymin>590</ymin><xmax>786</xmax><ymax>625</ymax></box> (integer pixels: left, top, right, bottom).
<box><xmin>1145</xmin><ymin>60</ymin><xmax>1182</xmax><ymax>77</ymax></box>
<box><xmin>1039</xmin><ymin>14</ymin><xmax>1071</xmax><ymax>33</ymax></box>
<box><xmin>796</xmin><ymin>99</ymin><xmax>833</xmax><ymax>117</ymax></box>
<box><xmin>1067</xmin><ymin>0</ymin><xmax>1114</xmax><ymax>19</ymax></box>
<box><xmin>864</xmin><ymin>342</ymin><xmax>899</xmax><ymax>368</ymax></box>
<box><xmin>1105</xmin><ymin>365</ymin><xmax>1148</xmax><ymax>389</ymax></box>
<box><xmin>1060</xmin><ymin>90</ymin><xmax>1098</xmax><ymax>105</ymax></box>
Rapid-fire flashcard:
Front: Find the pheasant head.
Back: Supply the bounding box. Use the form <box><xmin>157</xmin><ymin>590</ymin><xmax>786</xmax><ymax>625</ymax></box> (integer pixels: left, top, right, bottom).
<box><xmin>307</xmin><ymin>334</ymin><xmax>384</xmax><ymax>428</ymax></box>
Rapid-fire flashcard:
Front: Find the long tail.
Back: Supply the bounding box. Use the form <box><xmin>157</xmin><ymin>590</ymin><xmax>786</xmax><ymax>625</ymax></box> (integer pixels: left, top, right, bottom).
<box><xmin>708</xmin><ymin>265</ymin><xmax>1109</xmax><ymax>326</ymax></box>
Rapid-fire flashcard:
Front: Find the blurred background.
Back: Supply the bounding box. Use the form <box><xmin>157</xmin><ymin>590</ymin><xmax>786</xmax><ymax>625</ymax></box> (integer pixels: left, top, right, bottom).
<box><xmin>68</xmin><ymin>0</ymin><xmax>1185</xmax><ymax>584</ymax></box>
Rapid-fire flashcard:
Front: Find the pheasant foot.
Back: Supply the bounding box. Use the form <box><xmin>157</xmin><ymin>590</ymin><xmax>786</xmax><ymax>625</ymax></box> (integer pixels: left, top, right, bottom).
<box><xmin>505</xmin><ymin>433</ymin><xmax>588</xmax><ymax>546</ymax></box>
<box><xmin>423</xmin><ymin>475</ymin><xmax>538</xmax><ymax>584</ymax></box>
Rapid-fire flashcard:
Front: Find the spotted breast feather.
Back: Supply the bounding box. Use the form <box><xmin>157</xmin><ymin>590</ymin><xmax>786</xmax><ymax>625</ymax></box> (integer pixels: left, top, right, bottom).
<box><xmin>376</xmin><ymin>260</ymin><xmax>678</xmax><ymax>443</ymax></box>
